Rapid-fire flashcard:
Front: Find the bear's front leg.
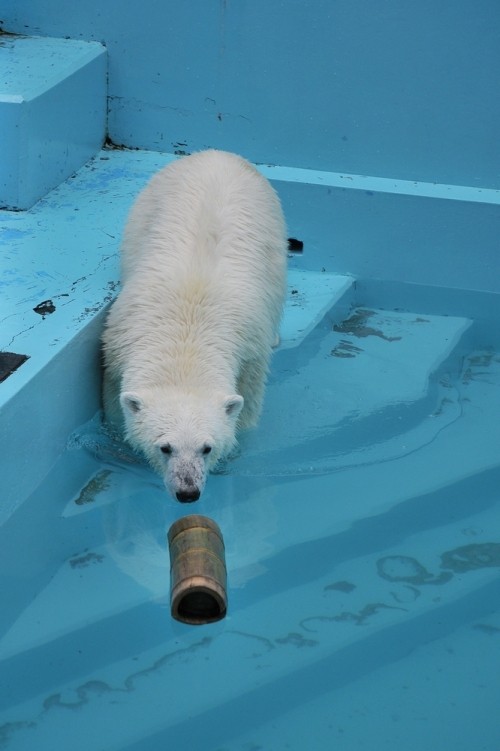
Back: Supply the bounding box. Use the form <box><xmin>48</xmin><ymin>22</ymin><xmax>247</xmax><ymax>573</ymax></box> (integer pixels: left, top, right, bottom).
<box><xmin>236</xmin><ymin>356</ymin><xmax>269</xmax><ymax>430</ymax></box>
<box><xmin>102</xmin><ymin>366</ymin><xmax>126</xmax><ymax>438</ymax></box>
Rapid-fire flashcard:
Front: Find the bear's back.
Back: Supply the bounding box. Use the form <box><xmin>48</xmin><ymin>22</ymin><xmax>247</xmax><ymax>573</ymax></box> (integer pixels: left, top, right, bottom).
<box><xmin>103</xmin><ymin>151</ymin><xmax>288</xmax><ymax>415</ymax></box>
<box><xmin>104</xmin><ymin>150</ymin><xmax>287</xmax><ymax>384</ymax></box>
<box><xmin>120</xmin><ymin>150</ymin><xmax>286</xmax><ymax>288</ymax></box>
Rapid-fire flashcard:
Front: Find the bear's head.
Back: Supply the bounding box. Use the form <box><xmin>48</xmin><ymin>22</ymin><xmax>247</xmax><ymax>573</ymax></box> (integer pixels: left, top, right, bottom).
<box><xmin>119</xmin><ymin>387</ymin><xmax>244</xmax><ymax>502</ymax></box>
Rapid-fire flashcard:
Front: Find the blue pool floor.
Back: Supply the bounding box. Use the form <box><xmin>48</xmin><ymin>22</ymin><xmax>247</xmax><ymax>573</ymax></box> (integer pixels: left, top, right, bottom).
<box><xmin>1</xmin><ymin>151</ymin><xmax>500</xmax><ymax>750</ymax></box>
<box><xmin>1</xmin><ymin>294</ymin><xmax>500</xmax><ymax>749</ymax></box>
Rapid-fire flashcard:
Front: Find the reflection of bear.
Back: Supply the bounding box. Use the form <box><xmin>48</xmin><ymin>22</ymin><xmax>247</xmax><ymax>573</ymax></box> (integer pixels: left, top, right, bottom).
<box><xmin>102</xmin><ymin>150</ymin><xmax>287</xmax><ymax>502</ymax></box>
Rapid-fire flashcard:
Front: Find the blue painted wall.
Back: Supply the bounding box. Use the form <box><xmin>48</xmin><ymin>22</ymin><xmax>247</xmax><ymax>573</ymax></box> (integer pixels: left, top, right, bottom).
<box><xmin>3</xmin><ymin>0</ymin><xmax>500</xmax><ymax>188</ymax></box>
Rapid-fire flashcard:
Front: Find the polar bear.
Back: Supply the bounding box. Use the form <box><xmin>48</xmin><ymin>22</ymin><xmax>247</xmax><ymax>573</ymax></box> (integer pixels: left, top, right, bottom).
<box><xmin>102</xmin><ymin>150</ymin><xmax>287</xmax><ymax>502</ymax></box>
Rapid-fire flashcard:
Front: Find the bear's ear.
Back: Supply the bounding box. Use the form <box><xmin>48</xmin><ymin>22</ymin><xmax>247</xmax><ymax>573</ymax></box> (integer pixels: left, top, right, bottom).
<box><xmin>223</xmin><ymin>394</ymin><xmax>244</xmax><ymax>419</ymax></box>
<box><xmin>120</xmin><ymin>391</ymin><xmax>144</xmax><ymax>414</ymax></box>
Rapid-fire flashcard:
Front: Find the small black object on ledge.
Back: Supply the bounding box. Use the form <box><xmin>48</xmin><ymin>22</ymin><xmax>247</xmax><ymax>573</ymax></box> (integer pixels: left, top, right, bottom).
<box><xmin>288</xmin><ymin>237</ymin><xmax>304</xmax><ymax>253</ymax></box>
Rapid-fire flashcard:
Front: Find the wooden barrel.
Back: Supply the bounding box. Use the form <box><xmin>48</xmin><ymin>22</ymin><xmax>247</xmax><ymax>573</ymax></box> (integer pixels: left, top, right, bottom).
<box><xmin>167</xmin><ymin>515</ymin><xmax>227</xmax><ymax>624</ymax></box>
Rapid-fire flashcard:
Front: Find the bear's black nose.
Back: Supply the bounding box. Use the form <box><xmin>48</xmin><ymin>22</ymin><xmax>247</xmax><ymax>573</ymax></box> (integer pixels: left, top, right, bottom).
<box><xmin>176</xmin><ymin>489</ymin><xmax>201</xmax><ymax>503</ymax></box>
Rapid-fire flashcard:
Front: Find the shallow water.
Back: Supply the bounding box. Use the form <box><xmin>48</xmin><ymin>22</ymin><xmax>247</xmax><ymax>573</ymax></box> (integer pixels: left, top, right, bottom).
<box><xmin>1</xmin><ymin>289</ymin><xmax>500</xmax><ymax>750</ymax></box>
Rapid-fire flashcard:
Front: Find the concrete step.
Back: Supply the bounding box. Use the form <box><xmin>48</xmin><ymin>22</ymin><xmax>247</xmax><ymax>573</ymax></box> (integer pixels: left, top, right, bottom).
<box><xmin>239</xmin><ymin>306</ymin><xmax>472</xmax><ymax>474</ymax></box>
<box><xmin>281</xmin><ymin>270</ymin><xmax>353</xmax><ymax>349</ymax></box>
<box><xmin>0</xmin><ymin>34</ymin><xmax>106</xmax><ymax>210</ymax></box>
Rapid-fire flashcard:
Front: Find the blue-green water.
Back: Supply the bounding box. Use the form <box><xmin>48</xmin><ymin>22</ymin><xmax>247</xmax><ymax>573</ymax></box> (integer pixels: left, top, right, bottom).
<box><xmin>1</xmin><ymin>293</ymin><xmax>500</xmax><ymax>751</ymax></box>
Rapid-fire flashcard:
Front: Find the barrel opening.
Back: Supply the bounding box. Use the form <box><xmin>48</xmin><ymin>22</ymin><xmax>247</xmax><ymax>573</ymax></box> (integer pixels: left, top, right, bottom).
<box><xmin>174</xmin><ymin>587</ymin><xmax>226</xmax><ymax>625</ymax></box>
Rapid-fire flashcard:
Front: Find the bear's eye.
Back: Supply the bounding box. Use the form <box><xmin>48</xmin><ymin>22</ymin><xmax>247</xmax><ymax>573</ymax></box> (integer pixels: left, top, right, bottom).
<box><xmin>202</xmin><ymin>444</ymin><xmax>212</xmax><ymax>456</ymax></box>
<box><xmin>160</xmin><ymin>443</ymin><xmax>172</xmax><ymax>455</ymax></box>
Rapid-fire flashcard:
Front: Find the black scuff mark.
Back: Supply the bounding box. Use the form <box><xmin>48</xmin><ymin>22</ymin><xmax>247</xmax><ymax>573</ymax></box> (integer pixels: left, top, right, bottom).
<box><xmin>330</xmin><ymin>340</ymin><xmax>363</xmax><ymax>359</ymax></box>
<box><xmin>324</xmin><ymin>580</ymin><xmax>356</xmax><ymax>593</ymax></box>
<box><xmin>441</xmin><ymin>542</ymin><xmax>500</xmax><ymax>573</ymax></box>
<box><xmin>103</xmin><ymin>136</ymin><xmax>140</xmax><ymax>152</ymax></box>
<box><xmin>0</xmin><ymin>27</ymin><xmax>27</xmax><ymax>46</ymax></box>
<box><xmin>69</xmin><ymin>551</ymin><xmax>105</xmax><ymax>569</ymax></box>
<box><xmin>74</xmin><ymin>470</ymin><xmax>112</xmax><ymax>505</ymax></box>
<box><xmin>33</xmin><ymin>300</ymin><xmax>56</xmax><ymax>318</ymax></box>
<box><xmin>300</xmin><ymin>602</ymin><xmax>407</xmax><ymax>632</ymax></box>
<box><xmin>32</xmin><ymin>292</ymin><xmax>70</xmax><ymax>318</ymax></box>
<box><xmin>275</xmin><ymin>632</ymin><xmax>318</xmax><ymax>648</ymax></box>
<box><xmin>0</xmin><ymin>352</ymin><xmax>30</xmax><ymax>383</ymax></box>
<box><xmin>333</xmin><ymin>309</ymin><xmax>401</xmax><ymax>342</ymax></box>
<box><xmin>173</xmin><ymin>141</ymin><xmax>190</xmax><ymax>156</ymax></box>
<box><xmin>73</xmin><ymin>281</ymin><xmax>120</xmax><ymax>324</ymax></box>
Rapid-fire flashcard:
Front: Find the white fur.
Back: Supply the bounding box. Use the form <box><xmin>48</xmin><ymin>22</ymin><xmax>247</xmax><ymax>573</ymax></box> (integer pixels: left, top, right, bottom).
<box><xmin>102</xmin><ymin>150</ymin><xmax>287</xmax><ymax>501</ymax></box>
